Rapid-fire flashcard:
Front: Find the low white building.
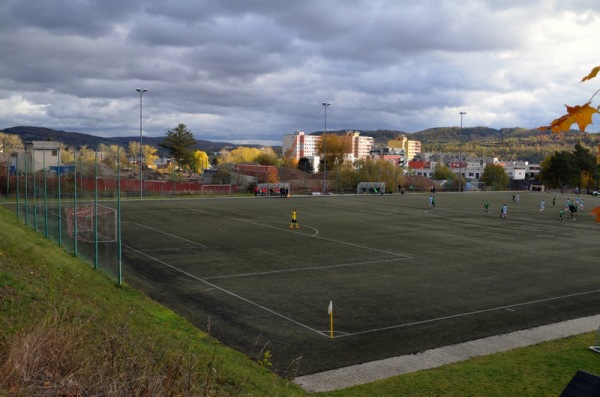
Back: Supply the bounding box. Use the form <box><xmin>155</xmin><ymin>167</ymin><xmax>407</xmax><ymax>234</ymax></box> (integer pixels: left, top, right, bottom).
<box><xmin>411</xmin><ymin>152</ymin><xmax>540</xmax><ymax>185</ymax></box>
<box><xmin>15</xmin><ymin>141</ymin><xmax>61</xmax><ymax>173</ymax></box>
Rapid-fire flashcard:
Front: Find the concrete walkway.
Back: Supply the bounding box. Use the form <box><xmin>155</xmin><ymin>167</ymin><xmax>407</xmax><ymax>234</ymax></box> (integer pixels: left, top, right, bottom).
<box><xmin>294</xmin><ymin>315</ymin><xmax>600</xmax><ymax>393</ymax></box>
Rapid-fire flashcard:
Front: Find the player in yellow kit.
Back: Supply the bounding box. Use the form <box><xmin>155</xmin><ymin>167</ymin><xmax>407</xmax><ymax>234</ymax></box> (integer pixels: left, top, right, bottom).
<box><xmin>290</xmin><ymin>209</ymin><xmax>299</xmax><ymax>229</ymax></box>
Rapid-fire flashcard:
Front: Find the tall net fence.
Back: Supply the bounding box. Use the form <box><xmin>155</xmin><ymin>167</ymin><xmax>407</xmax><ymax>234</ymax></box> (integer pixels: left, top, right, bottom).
<box><xmin>4</xmin><ymin>150</ymin><xmax>122</xmax><ymax>283</ymax></box>
<box><xmin>1</xmin><ymin>147</ymin><xmax>239</xmax><ymax>284</ymax></box>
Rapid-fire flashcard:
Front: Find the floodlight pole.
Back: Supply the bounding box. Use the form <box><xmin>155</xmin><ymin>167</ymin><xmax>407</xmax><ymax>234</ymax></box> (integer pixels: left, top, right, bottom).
<box><xmin>459</xmin><ymin>111</ymin><xmax>466</xmax><ymax>192</ymax></box>
<box><xmin>322</xmin><ymin>102</ymin><xmax>331</xmax><ymax>195</ymax></box>
<box><xmin>136</xmin><ymin>88</ymin><xmax>148</xmax><ymax>200</ymax></box>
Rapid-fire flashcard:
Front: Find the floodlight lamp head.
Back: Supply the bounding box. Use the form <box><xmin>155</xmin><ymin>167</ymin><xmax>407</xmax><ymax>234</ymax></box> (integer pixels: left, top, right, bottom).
<box><xmin>460</xmin><ymin>111</ymin><xmax>466</xmax><ymax>115</ymax></box>
<box><xmin>136</xmin><ymin>88</ymin><xmax>148</xmax><ymax>93</ymax></box>
<box><xmin>322</xmin><ymin>102</ymin><xmax>331</xmax><ymax>106</ymax></box>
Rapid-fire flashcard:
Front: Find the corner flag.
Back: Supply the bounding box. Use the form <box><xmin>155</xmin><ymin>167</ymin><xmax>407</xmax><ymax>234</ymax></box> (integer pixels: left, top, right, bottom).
<box><xmin>328</xmin><ymin>301</ymin><xmax>333</xmax><ymax>339</ymax></box>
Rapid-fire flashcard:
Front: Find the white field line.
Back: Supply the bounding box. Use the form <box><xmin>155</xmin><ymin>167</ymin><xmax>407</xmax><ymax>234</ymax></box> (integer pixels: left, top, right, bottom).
<box><xmin>203</xmin><ymin>257</ymin><xmax>411</xmax><ymax>280</ymax></box>
<box><xmin>129</xmin><ymin>221</ymin><xmax>207</xmax><ymax>248</ymax></box>
<box><xmin>333</xmin><ymin>288</ymin><xmax>600</xmax><ymax>339</ymax></box>
<box><xmin>122</xmin><ymin>209</ymin><xmax>415</xmax><ymax>338</ymax></box>
<box><xmin>189</xmin><ymin>209</ymin><xmax>412</xmax><ymax>259</ymax></box>
<box><xmin>122</xmin><ymin>242</ymin><xmax>328</xmax><ymax>337</ymax></box>
<box><xmin>133</xmin><ymin>209</ymin><xmax>598</xmax><ymax>339</ymax></box>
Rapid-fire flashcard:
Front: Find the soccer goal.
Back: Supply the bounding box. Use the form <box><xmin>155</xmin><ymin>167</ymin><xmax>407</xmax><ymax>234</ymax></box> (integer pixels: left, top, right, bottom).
<box><xmin>65</xmin><ymin>203</ymin><xmax>117</xmax><ymax>243</ymax></box>
<box><xmin>201</xmin><ymin>184</ymin><xmax>233</xmax><ymax>196</ymax></box>
<box><xmin>465</xmin><ymin>181</ymin><xmax>486</xmax><ymax>191</ymax></box>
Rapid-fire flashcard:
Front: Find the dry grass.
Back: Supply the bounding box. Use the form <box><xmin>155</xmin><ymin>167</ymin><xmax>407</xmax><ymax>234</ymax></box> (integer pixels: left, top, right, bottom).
<box><xmin>0</xmin><ymin>304</ymin><xmax>247</xmax><ymax>396</ymax></box>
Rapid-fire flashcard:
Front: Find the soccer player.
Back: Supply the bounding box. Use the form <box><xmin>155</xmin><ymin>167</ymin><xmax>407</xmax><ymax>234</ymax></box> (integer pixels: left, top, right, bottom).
<box><xmin>429</xmin><ymin>195</ymin><xmax>434</xmax><ymax>208</ymax></box>
<box><xmin>539</xmin><ymin>199</ymin><xmax>545</xmax><ymax>213</ymax></box>
<box><xmin>552</xmin><ymin>196</ymin><xmax>556</xmax><ymax>207</ymax></box>
<box><xmin>568</xmin><ymin>201</ymin><xmax>576</xmax><ymax>221</ymax></box>
<box><xmin>559</xmin><ymin>208</ymin><xmax>565</xmax><ymax>222</ymax></box>
<box><xmin>483</xmin><ymin>200</ymin><xmax>490</xmax><ymax>214</ymax></box>
<box><xmin>290</xmin><ymin>209</ymin><xmax>299</xmax><ymax>229</ymax></box>
<box><xmin>500</xmin><ymin>203</ymin><xmax>507</xmax><ymax>219</ymax></box>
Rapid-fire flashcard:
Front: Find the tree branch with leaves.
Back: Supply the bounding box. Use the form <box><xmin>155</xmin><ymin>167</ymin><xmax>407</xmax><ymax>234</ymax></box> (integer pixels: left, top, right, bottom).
<box><xmin>541</xmin><ymin>66</ymin><xmax>600</xmax><ymax>133</ymax></box>
<box><xmin>542</xmin><ymin>68</ymin><xmax>600</xmax><ymax>221</ymax></box>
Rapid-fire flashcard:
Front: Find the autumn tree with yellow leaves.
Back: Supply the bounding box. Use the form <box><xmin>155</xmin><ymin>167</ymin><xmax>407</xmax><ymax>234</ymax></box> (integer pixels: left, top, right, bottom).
<box><xmin>98</xmin><ymin>143</ymin><xmax>130</xmax><ymax>169</ymax></box>
<box><xmin>316</xmin><ymin>133</ymin><xmax>351</xmax><ymax>171</ymax></box>
<box><xmin>128</xmin><ymin>142</ymin><xmax>159</xmax><ymax>170</ymax></box>
<box><xmin>0</xmin><ymin>132</ymin><xmax>24</xmax><ymax>152</ymax></box>
<box><xmin>190</xmin><ymin>150</ymin><xmax>209</xmax><ymax>173</ymax></box>
<box><xmin>217</xmin><ymin>146</ymin><xmax>279</xmax><ymax>166</ymax></box>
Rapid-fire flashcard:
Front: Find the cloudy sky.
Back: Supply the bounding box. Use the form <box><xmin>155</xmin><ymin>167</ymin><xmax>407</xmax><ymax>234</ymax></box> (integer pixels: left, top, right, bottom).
<box><xmin>1</xmin><ymin>0</ymin><xmax>600</xmax><ymax>145</ymax></box>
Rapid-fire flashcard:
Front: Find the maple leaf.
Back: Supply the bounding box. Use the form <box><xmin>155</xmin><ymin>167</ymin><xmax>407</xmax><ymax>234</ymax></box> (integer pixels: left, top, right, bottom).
<box><xmin>546</xmin><ymin>103</ymin><xmax>599</xmax><ymax>133</ymax></box>
<box><xmin>581</xmin><ymin>66</ymin><xmax>600</xmax><ymax>83</ymax></box>
<box><xmin>591</xmin><ymin>206</ymin><xmax>600</xmax><ymax>223</ymax></box>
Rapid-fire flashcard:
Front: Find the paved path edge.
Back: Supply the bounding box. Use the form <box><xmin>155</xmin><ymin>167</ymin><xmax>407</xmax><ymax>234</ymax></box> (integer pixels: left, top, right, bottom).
<box><xmin>294</xmin><ymin>314</ymin><xmax>600</xmax><ymax>393</ymax></box>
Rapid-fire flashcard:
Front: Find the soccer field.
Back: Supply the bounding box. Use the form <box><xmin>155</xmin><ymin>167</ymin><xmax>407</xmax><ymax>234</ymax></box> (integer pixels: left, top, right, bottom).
<box><xmin>115</xmin><ymin>191</ymin><xmax>600</xmax><ymax>377</ymax></box>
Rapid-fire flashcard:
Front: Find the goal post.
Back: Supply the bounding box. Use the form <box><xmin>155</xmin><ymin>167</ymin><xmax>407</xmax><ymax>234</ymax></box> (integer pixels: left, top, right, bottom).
<box><xmin>65</xmin><ymin>203</ymin><xmax>117</xmax><ymax>243</ymax></box>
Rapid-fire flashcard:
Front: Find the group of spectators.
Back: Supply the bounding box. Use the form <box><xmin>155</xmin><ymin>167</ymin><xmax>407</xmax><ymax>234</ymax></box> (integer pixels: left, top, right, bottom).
<box><xmin>254</xmin><ymin>186</ymin><xmax>289</xmax><ymax>198</ymax></box>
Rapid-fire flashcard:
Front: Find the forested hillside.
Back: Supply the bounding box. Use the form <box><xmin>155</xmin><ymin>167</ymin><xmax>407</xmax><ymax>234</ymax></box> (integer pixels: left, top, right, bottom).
<box><xmin>413</xmin><ymin>127</ymin><xmax>600</xmax><ymax>163</ymax></box>
<box><xmin>320</xmin><ymin>127</ymin><xmax>600</xmax><ymax>163</ymax></box>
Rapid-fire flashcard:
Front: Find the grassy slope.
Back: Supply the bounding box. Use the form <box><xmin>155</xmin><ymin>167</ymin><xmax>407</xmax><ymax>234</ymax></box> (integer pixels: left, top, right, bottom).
<box><xmin>0</xmin><ymin>205</ymin><xmax>305</xmax><ymax>396</ymax></box>
<box><xmin>2</xmin><ymin>203</ymin><xmax>600</xmax><ymax>396</ymax></box>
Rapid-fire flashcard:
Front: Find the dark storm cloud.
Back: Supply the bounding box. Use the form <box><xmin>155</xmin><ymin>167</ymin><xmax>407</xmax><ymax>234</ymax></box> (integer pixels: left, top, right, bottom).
<box><xmin>0</xmin><ymin>0</ymin><xmax>599</xmax><ymax>143</ymax></box>
<box><xmin>0</xmin><ymin>0</ymin><xmax>139</xmax><ymax>36</ymax></box>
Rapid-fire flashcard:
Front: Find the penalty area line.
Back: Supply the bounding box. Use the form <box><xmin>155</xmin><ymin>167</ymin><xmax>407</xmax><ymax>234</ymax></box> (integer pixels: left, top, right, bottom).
<box><xmin>203</xmin><ymin>257</ymin><xmax>411</xmax><ymax>280</ymax></box>
<box><xmin>122</xmin><ymin>243</ymin><xmax>328</xmax><ymax>338</ymax></box>
<box><xmin>129</xmin><ymin>221</ymin><xmax>207</xmax><ymax>248</ymax></box>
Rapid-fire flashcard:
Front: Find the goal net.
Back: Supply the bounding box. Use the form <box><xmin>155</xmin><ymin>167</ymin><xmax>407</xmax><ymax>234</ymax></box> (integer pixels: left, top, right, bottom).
<box><xmin>465</xmin><ymin>181</ymin><xmax>485</xmax><ymax>191</ymax></box>
<box><xmin>65</xmin><ymin>203</ymin><xmax>117</xmax><ymax>243</ymax></box>
<box><xmin>201</xmin><ymin>184</ymin><xmax>233</xmax><ymax>195</ymax></box>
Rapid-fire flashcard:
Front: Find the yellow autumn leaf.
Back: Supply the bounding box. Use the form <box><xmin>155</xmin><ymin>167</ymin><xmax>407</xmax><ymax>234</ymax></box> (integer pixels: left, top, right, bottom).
<box><xmin>548</xmin><ymin>103</ymin><xmax>598</xmax><ymax>133</ymax></box>
<box><xmin>581</xmin><ymin>66</ymin><xmax>600</xmax><ymax>83</ymax></box>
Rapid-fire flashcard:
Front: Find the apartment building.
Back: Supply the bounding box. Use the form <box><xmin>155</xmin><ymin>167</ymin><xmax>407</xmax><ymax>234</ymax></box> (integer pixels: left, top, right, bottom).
<box><xmin>282</xmin><ymin>130</ymin><xmax>374</xmax><ymax>170</ymax></box>
<box><xmin>388</xmin><ymin>136</ymin><xmax>422</xmax><ymax>161</ymax></box>
<box><xmin>344</xmin><ymin>131</ymin><xmax>374</xmax><ymax>162</ymax></box>
<box><xmin>282</xmin><ymin>130</ymin><xmax>321</xmax><ymax>160</ymax></box>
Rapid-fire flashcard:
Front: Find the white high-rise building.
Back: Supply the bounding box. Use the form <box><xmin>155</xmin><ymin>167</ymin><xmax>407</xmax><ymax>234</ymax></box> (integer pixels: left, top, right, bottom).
<box><xmin>282</xmin><ymin>131</ymin><xmax>321</xmax><ymax>160</ymax></box>
<box><xmin>345</xmin><ymin>131</ymin><xmax>374</xmax><ymax>162</ymax></box>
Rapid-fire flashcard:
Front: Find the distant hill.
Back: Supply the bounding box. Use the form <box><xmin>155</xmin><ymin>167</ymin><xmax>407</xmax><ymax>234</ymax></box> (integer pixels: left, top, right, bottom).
<box><xmin>410</xmin><ymin>126</ymin><xmax>554</xmax><ymax>143</ymax></box>
<box><xmin>1</xmin><ymin>126</ymin><xmax>262</xmax><ymax>155</ymax></box>
<box><xmin>2</xmin><ymin>126</ymin><xmax>115</xmax><ymax>148</ymax></box>
<box><xmin>309</xmin><ymin>129</ymin><xmax>407</xmax><ymax>146</ymax></box>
